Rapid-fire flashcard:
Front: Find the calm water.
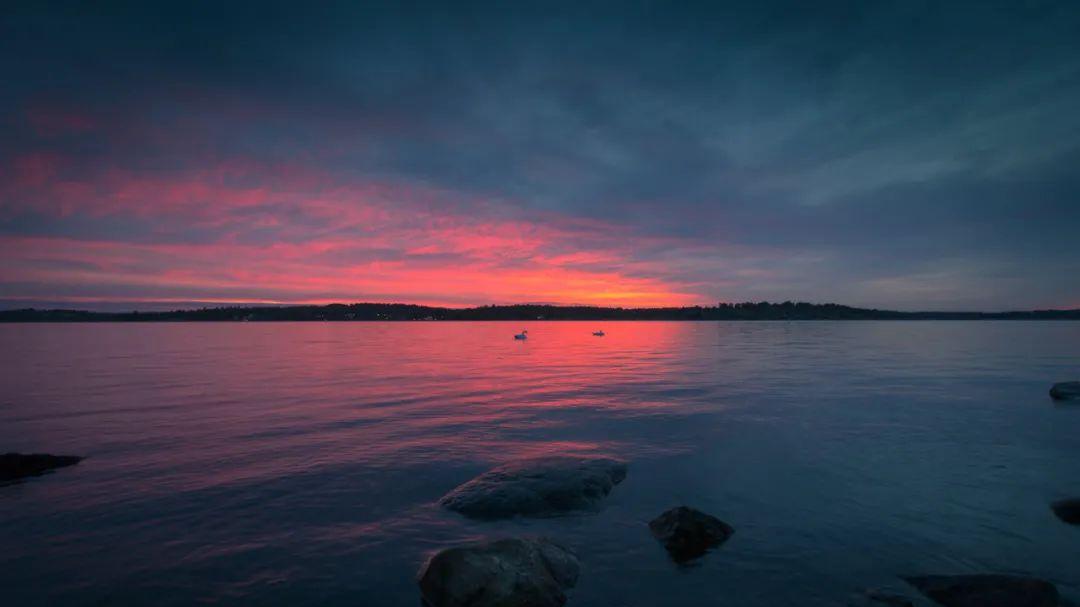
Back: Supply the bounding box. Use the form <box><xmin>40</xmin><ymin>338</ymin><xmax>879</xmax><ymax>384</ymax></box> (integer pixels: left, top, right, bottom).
<box><xmin>1</xmin><ymin>321</ymin><xmax>1078</xmax><ymax>606</ymax></box>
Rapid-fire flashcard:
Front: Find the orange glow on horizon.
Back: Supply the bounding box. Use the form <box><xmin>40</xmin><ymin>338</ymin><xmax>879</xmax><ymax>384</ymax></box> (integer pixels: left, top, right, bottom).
<box><xmin>0</xmin><ymin>150</ymin><xmax>721</xmax><ymax>308</ymax></box>
<box><xmin>0</xmin><ymin>234</ymin><xmax>702</xmax><ymax>308</ymax></box>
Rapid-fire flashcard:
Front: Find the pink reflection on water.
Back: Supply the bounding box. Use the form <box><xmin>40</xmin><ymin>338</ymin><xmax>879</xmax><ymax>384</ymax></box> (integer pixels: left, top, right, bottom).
<box><xmin>0</xmin><ymin>322</ymin><xmax>711</xmax><ymax>504</ymax></box>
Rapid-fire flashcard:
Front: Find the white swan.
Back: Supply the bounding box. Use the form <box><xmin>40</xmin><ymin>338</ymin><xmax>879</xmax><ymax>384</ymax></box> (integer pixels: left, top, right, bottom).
<box><xmin>514</xmin><ymin>329</ymin><xmax>528</xmax><ymax>340</ymax></box>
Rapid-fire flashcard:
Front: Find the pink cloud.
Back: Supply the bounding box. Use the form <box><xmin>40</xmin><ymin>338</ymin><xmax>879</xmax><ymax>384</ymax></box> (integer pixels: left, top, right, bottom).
<box><xmin>0</xmin><ymin>143</ymin><xmax>734</xmax><ymax>307</ymax></box>
<box><xmin>0</xmin><ymin>232</ymin><xmax>701</xmax><ymax>307</ymax></box>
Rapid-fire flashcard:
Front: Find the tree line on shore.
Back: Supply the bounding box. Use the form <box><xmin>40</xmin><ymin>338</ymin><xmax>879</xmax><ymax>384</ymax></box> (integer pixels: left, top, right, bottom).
<box><xmin>2</xmin><ymin>301</ymin><xmax>1079</xmax><ymax>322</ymax></box>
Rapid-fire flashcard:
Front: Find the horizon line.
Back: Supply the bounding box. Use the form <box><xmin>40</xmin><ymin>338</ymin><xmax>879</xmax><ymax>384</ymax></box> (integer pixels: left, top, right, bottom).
<box><xmin>3</xmin><ymin>300</ymin><xmax>1079</xmax><ymax>316</ymax></box>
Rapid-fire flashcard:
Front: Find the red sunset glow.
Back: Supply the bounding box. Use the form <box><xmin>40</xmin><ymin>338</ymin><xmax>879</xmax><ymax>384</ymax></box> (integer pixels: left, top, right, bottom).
<box><xmin>3</xmin><ymin>1</ymin><xmax>1078</xmax><ymax>313</ymax></box>
<box><xmin>1</xmin><ymin>149</ymin><xmax>705</xmax><ymax>308</ymax></box>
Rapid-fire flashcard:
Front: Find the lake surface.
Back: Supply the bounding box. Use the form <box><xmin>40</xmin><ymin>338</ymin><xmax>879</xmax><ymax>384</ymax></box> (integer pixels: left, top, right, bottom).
<box><xmin>1</xmin><ymin>321</ymin><xmax>1078</xmax><ymax>606</ymax></box>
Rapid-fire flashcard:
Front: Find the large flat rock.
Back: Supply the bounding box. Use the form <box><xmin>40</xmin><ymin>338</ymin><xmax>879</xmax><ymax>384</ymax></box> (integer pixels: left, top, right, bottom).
<box><xmin>439</xmin><ymin>456</ymin><xmax>627</xmax><ymax>519</ymax></box>
<box><xmin>904</xmin><ymin>574</ymin><xmax>1059</xmax><ymax>607</ymax></box>
<box><xmin>1</xmin><ymin>452</ymin><xmax>83</xmax><ymax>482</ymax></box>
<box><xmin>417</xmin><ymin>537</ymin><xmax>579</xmax><ymax>607</ymax></box>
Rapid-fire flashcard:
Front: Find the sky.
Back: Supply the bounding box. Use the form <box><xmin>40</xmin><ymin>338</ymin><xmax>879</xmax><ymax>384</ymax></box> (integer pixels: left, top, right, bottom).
<box><xmin>2</xmin><ymin>1</ymin><xmax>1079</xmax><ymax>311</ymax></box>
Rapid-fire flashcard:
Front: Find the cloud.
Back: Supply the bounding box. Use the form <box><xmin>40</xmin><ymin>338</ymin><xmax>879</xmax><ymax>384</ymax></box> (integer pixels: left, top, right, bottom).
<box><xmin>1</xmin><ymin>1</ymin><xmax>1078</xmax><ymax>310</ymax></box>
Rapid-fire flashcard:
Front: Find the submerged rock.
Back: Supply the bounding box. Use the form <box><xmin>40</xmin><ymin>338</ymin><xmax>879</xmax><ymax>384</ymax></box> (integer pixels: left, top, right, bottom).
<box><xmin>1051</xmin><ymin>498</ymin><xmax>1080</xmax><ymax>525</ymax></box>
<box><xmin>1049</xmin><ymin>381</ymin><xmax>1080</xmax><ymax>401</ymax></box>
<box><xmin>648</xmin><ymin>506</ymin><xmax>734</xmax><ymax>563</ymax></box>
<box><xmin>849</xmin><ymin>588</ymin><xmax>914</xmax><ymax>607</ymax></box>
<box><xmin>438</xmin><ymin>456</ymin><xmax>627</xmax><ymax>519</ymax></box>
<box><xmin>904</xmin><ymin>574</ymin><xmax>1059</xmax><ymax>607</ymax></box>
<box><xmin>0</xmin><ymin>452</ymin><xmax>83</xmax><ymax>481</ymax></box>
<box><xmin>417</xmin><ymin>537</ymin><xmax>579</xmax><ymax>607</ymax></box>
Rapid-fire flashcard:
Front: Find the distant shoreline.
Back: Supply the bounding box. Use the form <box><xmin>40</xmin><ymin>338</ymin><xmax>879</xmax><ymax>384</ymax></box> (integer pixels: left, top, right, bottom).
<box><xmin>2</xmin><ymin>302</ymin><xmax>1078</xmax><ymax>322</ymax></box>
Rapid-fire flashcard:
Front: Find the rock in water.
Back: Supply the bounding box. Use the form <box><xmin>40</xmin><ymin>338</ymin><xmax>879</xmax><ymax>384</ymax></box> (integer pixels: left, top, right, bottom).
<box><xmin>1051</xmin><ymin>498</ymin><xmax>1080</xmax><ymax>524</ymax></box>
<box><xmin>0</xmin><ymin>452</ymin><xmax>83</xmax><ymax>481</ymax></box>
<box><xmin>417</xmin><ymin>537</ymin><xmax>580</xmax><ymax>607</ymax></box>
<box><xmin>904</xmin><ymin>574</ymin><xmax>1059</xmax><ymax>607</ymax></box>
<box><xmin>849</xmin><ymin>588</ymin><xmax>914</xmax><ymax>607</ymax></box>
<box><xmin>648</xmin><ymin>506</ymin><xmax>734</xmax><ymax>563</ymax></box>
<box><xmin>1049</xmin><ymin>381</ymin><xmax>1080</xmax><ymax>401</ymax></box>
<box><xmin>438</xmin><ymin>456</ymin><xmax>627</xmax><ymax>519</ymax></box>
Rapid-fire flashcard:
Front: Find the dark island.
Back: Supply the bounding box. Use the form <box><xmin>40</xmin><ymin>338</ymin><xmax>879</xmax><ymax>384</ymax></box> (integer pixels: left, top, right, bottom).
<box><xmin>2</xmin><ymin>302</ymin><xmax>1079</xmax><ymax>322</ymax></box>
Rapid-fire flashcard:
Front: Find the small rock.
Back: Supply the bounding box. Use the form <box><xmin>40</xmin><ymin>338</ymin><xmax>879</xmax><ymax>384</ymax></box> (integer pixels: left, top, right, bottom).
<box><xmin>1051</xmin><ymin>498</ymin><xmax>1080</xmax><ymax>525</ymax></box>
<box><xmin>904</xmin><ymin>574</ymin><xmax>1059</xmax><ymax>607</ymax></box>
<box><xmin>648</xmin><ymin>506</ymin><xmax>734</xmax><ymax>563</ymax></box>
<box><xmin>438</xmin><ymin>456</ymin><xmax>627</xmax><ymax>519</ymax></box>
<box><xmin>849</xmin><ymin>588</ymin><xmax>914</xmax><ymax>607</ymax></box>
<box><xmin>417</xmin><ymin>537</ymin><xmax>579</xmax><ymax>607</ymax></box>
<box><xmin>0</xmin><ymin>452</ymin><xmax>83</xmax><ymax>481</ymax></box>
<box><xmin>1049</xmin><ymin>381</ymin><xmax>1080</xmax><ymax>401</ymax></box>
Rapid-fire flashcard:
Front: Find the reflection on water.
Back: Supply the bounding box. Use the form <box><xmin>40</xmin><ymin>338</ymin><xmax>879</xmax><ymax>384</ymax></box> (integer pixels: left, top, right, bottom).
<box><xmin>1</xmin><ymin>321</ymin><xmax>1078</xmax><ymax>605</ymax></box>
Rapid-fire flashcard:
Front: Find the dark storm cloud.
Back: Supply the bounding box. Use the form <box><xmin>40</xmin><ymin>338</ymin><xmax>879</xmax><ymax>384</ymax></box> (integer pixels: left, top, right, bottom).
<box><xmin>1</xmin><ymin>1</ymin><xmax>1078</xmax><ymax>309</ymax></box>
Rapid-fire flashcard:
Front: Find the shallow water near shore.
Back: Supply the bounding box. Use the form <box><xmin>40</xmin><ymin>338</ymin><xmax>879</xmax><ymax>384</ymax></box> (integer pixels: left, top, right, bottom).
<box><xmin>1</xmin><ymin>321</ymin><xmax>1078</xmax><ymax>606</ymax></box>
